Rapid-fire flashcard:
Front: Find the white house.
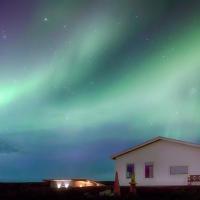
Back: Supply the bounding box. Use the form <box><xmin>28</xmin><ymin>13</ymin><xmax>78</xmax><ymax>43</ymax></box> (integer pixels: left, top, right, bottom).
<box><xmin>112</xmin><ymin>136</ymin><xmax>200</xmax><ymax>186</ymax></box>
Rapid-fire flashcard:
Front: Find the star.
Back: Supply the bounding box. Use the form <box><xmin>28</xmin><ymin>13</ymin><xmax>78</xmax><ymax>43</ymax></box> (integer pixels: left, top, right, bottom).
<box><xmin>89</xmin><ymin>81</ymin><xmax>95</xmax><ymax>85</ymax></box>
<box><xmin>43</xmin><ymin>17</ymin><xmax>48</xmax><ymax>22</ymax></box>
<box><xmin>149</xmin><ymin>121</ymin><xmax>153</xmax><ymax>126</ymax></box>
<box><xmin>65</xmin><ymin>115</ymin><xmax>69</xmax><ymax>121</ymax></box>
<box><xmin>171</xmin><ymin>47</ymin><xmax>175</xmax><ymax>51</ymax></box>
<box><xmin>190</xmin><ymin>87</ymin><xmax>198</xmax><ymax>96</ymax></box>
<box><xmin>12</xmin><ymin>79</ymin><xmax>17</xmax><ymax>84</ymax></box>
<box><xmin>2</xmin><ymin>34</ymin><xmax>7</xmax><ymax>40</ymax></box>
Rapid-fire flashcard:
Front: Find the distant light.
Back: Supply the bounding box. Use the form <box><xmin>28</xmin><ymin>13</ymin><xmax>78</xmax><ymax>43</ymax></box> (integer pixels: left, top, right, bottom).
<box><xmin>57</xmin><ymin>183</ymin><xmax>61</xmax><ymax>189</ymax></box>
<box><xmin>80</xmin><ymin>184</ymin><xmax>83</xmax><ymax>187</ymax></box>
<box><xmin>64</xmin><ymin>183</ymin><xmax>69</xmax><ymax>188</ymax></box>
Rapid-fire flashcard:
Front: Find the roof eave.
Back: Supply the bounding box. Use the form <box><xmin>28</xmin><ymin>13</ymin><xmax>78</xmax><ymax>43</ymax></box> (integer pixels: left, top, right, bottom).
<box><xmin>111</xmin><ymin>136</ymin><xmax>200</xmax><ymax>160</ymax></box>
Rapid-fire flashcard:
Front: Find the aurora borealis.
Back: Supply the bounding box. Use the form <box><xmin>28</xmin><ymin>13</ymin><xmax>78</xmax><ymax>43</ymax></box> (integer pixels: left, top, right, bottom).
<box><xmin>0</xmin><ymin>0</ymin><xmax>200</xmax><ymax>181</ymax></box>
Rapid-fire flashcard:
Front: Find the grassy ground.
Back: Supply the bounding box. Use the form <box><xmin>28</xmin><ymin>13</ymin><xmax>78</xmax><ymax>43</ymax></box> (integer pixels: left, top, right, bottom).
<box><xmin>0</xmin><ymin>183</ymin><xmax>199</xmax><ymax>199</ymax></box>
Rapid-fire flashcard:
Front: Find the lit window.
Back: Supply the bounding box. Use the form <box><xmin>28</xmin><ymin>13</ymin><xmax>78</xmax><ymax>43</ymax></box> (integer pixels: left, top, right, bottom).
<box><xmin>170</xmin><ymin>166</ymin><xmax>188</xmax><ymax>175</ymax></box>
<box><xmin>126</xmin><ymin>163</ymin><xmax>134</xmax><ymax>178</ymax></box>
<box><xmin>145</xmin><ymin>163</ymin><xmax>153</xmax><ymax>178</ymax></box>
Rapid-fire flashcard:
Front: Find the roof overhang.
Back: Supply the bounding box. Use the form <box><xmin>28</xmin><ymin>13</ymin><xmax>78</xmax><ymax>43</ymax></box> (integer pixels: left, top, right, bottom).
<box><xmin>111</xmin><ymin>136</ymin><xmax>200</xmax><ymax>160</ymax></box>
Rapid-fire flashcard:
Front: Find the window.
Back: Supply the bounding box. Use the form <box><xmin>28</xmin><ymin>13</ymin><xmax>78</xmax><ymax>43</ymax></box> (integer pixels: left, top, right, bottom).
<box><xmin>145</xmin><ymin>162</ymin><xmax>153</xmax><ymax>178</ymax></box>
<box><xmin>170</xmin><ymin>166</ymin><xmax>188</xmax><ymax>175</ymax></box>
<box><xmin>126</xmin><ymin>163</ymin><xmax>134</xmax><ymax>178</ymax></box>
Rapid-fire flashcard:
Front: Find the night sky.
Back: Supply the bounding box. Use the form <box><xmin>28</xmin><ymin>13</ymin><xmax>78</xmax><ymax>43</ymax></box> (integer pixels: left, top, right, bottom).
<box><xmin>0</xmin><ymin>0</ymin><xmax>200</xmax><ymax>181</ymax></box>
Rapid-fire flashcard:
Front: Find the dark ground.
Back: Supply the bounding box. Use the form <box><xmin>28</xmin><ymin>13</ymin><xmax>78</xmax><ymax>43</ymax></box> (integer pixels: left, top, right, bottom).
<box><xmin>0</xmin><ymin>182</ymin><xmax>199</xmax><ymax>199</ymax></box>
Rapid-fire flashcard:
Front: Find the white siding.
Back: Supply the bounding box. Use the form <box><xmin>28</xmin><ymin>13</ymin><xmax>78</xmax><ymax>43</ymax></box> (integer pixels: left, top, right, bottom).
<box><xmin>115</xmin><ymin>140</ymin><xmax>200</xmax><ymax>186</ymax></box>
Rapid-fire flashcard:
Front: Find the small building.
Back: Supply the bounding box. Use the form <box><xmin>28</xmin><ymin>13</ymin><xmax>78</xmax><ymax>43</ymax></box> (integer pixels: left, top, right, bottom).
<box><xmin>112</xmin><ymin>136</ymin><xmax>200</xmax><ymax>186</ymax></box>
<box><xmin>44</xmin><ymin>179</ymin><xmax>104</xmax><ymax>189</ymax></box>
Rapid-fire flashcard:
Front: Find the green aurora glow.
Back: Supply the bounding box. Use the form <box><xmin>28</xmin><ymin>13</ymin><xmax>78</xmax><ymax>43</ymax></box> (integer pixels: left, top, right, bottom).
<box><xmin>0</xmin><ymin>0</ymin><xmax>200</xmax><ymax>181</ymax></box>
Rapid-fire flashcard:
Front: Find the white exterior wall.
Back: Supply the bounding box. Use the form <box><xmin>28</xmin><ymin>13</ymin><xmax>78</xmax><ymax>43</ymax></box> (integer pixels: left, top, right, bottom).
<box><xmin>115</xmin><ymin>140</ymin><xmax>200</xmax><ymax>186</ymax></box>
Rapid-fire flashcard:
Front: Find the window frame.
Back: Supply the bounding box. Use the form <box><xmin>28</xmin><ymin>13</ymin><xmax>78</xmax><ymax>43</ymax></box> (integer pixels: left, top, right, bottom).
<box><xmin>144</xmin><ymin>162</ymin><xmax>154</xmax><ymax>179</ymax></box>
<box><xmin>169</xmin><ymin>165</ymin><xmax>188</xmax><ymax>175</ymax></box>
<box><xmin>126</xmin><ymin>163</ymin><xmax>134</xmax><ymax>179</ymax></box>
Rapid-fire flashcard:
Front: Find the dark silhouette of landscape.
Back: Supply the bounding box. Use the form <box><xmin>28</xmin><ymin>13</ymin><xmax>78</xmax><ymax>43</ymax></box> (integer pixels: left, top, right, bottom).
<box><xmin>0</xmin><ymin>182</ymin><xmax>200</xmax><ymax>200</ymax></box>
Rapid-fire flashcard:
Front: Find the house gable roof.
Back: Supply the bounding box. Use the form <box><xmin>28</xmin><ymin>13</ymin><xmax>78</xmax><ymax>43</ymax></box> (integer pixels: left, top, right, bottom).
<box><xmin>111</xmin><ymin>136</ymin><xmax>200</xmax><ymax>160</ymax></box>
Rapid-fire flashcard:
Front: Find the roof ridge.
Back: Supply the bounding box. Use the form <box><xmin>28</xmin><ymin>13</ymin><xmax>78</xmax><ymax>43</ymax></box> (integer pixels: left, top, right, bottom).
<box><xmin>111</xmin><ymin>136</ymin><xmax>200</xmax><ymax>160</ymax></box>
